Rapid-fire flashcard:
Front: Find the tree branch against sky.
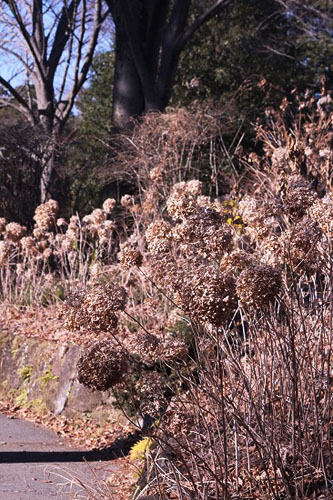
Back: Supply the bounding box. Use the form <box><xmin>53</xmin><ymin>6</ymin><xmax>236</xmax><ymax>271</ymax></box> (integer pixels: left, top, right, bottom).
<box><xmin>0</xmin><ymin>0</ymin><xmax>108</xmax><ymax>201</ymax></box>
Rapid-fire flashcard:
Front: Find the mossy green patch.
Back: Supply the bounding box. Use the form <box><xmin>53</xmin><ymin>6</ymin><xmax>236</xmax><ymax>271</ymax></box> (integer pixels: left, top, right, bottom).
<box><xmin>17</xmin><ymin>365</ymin><xmax>34</xmax><ymax>383</ymax></box>
<box><xmin>36</xmin><ymin>366</ymin><xmax>59</xmax><ymax>389</ymax></box>
<box><xmin>15</xmin><ymin>388</ymin><xmax>28</xmax><ymax>407</ymax></box>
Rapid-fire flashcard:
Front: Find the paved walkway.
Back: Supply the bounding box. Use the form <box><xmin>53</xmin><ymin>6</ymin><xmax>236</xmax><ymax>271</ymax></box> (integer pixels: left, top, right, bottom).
<box><xmin>0</xmin><ymin>414</ymin><xmax>121</xmax><ymax>499</ymax></box>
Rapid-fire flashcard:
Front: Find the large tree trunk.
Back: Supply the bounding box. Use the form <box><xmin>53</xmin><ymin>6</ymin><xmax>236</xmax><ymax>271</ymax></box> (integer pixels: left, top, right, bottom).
<box><xmin>111</xmin><ymin>4</ymin><xmax>146</xmax><ymax>129</ymax></box>
<box><xmin>108</xmin><ymin>0</ymin><xmax>233</xmax><ymax>129</ymax></box>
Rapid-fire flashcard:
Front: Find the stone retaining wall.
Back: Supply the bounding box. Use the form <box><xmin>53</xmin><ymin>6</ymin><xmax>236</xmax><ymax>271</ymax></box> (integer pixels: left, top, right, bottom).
<box><xmin>0</xmin><ymin>330</ymin><xmax>125</xmax><ymax>424</ymax></box>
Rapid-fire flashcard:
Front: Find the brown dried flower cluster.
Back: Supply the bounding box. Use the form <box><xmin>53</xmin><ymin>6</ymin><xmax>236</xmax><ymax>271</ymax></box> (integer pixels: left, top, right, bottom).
<box><xmin>77</xmin><ymin>339</ymin><xmax>128</xmax><ymax>391</ymax></box>
<box><xmin>282</xmin><ymin>176</ymin><xmax>317</xmax><ymax>219</ymax></box>
<box><xmin>65</xmin><ymin>283</ymin><xmax>127</xmax><ymax>332</ymax></box>
<box><xmin>136</xmin><ymin>371</ymin><xmax>167</xmax><ymax>416</ymax></box>
<box><xmin>5</xmin><ymin>222</ymin><xmax>26</xmax><ymax>243</ymax></box>
<box><xmin>102</xmin><ymin>198</ymin><xmax>116</xmax><ymax>214</ymax></box>
<box><xmin>33</xmin><ymin>199</ymin><xmax>59</xmax><ymax>230</ymax></box>
<box><xmin>173</xmin><ymin>207</ymin><xmax>232</xmax><ymax>258</ymax></box>
<box><xmin>237</xmin><ymin>263</ymin><xmax>282</xmax><ymax>308</ymax></box>
<box><xmin>173</xmin><ymin>264</ymin><xmax>237</xmax><ymax>326</ymax></box>
<box><xmin>0</xmin><ymin>240</ymin><xmax>12</xmax><ymax>265</ymax></box>
<box><xmin>284</xmin><ymin>219</ymin><xmax>322</xmax><ymax>271</ymax></box>
<box><xmin>309</xmin><ymin>194</ymin><xmax>333</xmax><ymax>234</ymax></box>
<box><xmin>161</xmin><ymin>394</ymin><xmax>196</xmax><ymax>437</ymax></box>
<box><xmin>118</xmin><ymin>242</ymin><xmax>143</xmax><ymax>269</ymax></box>
<box><xmin>145</xmin><ymin>220</ymin><xmax>172</xmax><ymax>254</ymax></box>
<box><xmin>166</xmin><ymin>181</ymin><xmax>201</xmax><ymax>219</ymax></box>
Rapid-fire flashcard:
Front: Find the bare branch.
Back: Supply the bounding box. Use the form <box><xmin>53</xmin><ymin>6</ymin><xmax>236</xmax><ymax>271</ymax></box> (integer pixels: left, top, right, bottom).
<box><xmin>0</xmin><ymin>75</ymin><xmax>36</xmax><ymax>122</ymax></box>
<box><xmin>180</xmin><ymin>0</ymin><xmax>235</xmax><ymax>49</ymax></box>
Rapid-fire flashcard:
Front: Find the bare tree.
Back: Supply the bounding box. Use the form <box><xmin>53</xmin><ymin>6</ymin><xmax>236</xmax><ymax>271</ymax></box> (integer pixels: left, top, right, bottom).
<box><xmin>275</xmin><ymin>0</ymin><xmax>333</xmax><ymax>40</ymax></box>
<box><xmin>0</xmin><ymin>0</ymin><xmax>108</xmax><ymax>201</ymax></box>
<box><xmin>105</xmin><ymin>0</ymin><xmax>235</xmax><ymax>129</ymax></box>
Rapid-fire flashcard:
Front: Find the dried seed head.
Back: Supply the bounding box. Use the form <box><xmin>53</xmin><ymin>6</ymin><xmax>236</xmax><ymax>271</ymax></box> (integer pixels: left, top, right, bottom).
<box><xmin>166</xmin><ymin>190</ymin><xmax>197</xmax><ymax>219</ymax></box>
<box><xmin>90</xmin><ymin>208</ymin><xmax>106</xmax><ymax>225</ymax></box>
<box><xmin>118</xmin><ymin>243</ymin><xmax>143</xmax><ymax>269</ymax></box>
<box><xmin>285</xmin><ymin>219</ymin><xmax>322</xmax><ymax>271</ymax></box>
<box><xmin>173</xmin><ymin>207</ymin><xmax>233</xmax><ymax>258</ymax></box>
<box><xmin>33</xmin><ymin>226</ymin><xmax>46</xmax><ymax>240</ymax></box>
<box><xmin>97</xmin><ymin>220</ymin><xmax>116</xmax><ymax>240</ymax></box>
<box><xmin>20</xmin><ymin>236</ymin><xmax>36</xmax><ymax>251</ymax></box>
<box><xmin>166</xmin><ymin>181</ymin><xmax>202</xmax><ymax>220</ymax></box>
<box><xmin>149</xmin><ymin>166</ymin><xmax>164</xmax><ymax>183</ymax></box>
<box><xmin>102</xmin><ymin>198</ymin><xmax>116</xmax><ymax>214</ymax></box>
<box><xmin>237</xmin><ymin>263</ymin><xmax>282</xmax><ymax>308</ymax></box>
<box><xmin>162</xmin><ymin>395</ymin><xmax>195</xmax><ymax>437</ymax></box>
<box><xmin>282</xmin><ymin>176</ymin><xmax>317</xmax><ymax>218</ymax></box>
<box><xmin>77</xmin><ymin>339</ymin><xmax>128</xmax><ymax>391</ymax></box>
<box><xmin>309</xmin><ymin>194</ymin><xmax>333</xmax><ymax>234</ymax></box>
<box><xmin>121</xmin><ymin>194</ymin><xmax>135</xmax><ymax>208</ymax></box>
<box><xmin>33</xmin><ymin>199</ymin><xmax>59</xmax><ymax>230</ymax></box>
<box><xmin>145</xmin><ymin>220</ymin><xmax>172</xmax><ymax>254</ymax></box>
<box><xmin>82</xmin><ymin>283</ymin><xmax>127</xmax><ymax>332</ymax></box>
<box><xmin>65</xmin><ymin>283</ymin><xmax>127</xmax><ymax>332</ymax></box>
<box><xmin>174</xmin><ymin>264</ymin><xmax>237</xmax><ymax>326</ymax></box>
<box><xmin>5</xmin><ymin>222</ymin><xmax>26</xmax><ymax>243</ymax></box>
<box><xmin>56</xmin><ymin>218</ymin><xmax>67</xmax><ymax>227</ymax></box>
<box><xmin>220</xmin><ymin>250</ymin><xmax>253</xmax><ymax>274</ymax></box>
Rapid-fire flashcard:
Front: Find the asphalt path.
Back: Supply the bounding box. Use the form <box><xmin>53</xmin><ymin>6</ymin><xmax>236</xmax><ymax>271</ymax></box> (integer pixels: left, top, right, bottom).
<box><xmin>0</xmin><ymin>414</ymin><xmax>121</xmax><ymax>499</ymax></box>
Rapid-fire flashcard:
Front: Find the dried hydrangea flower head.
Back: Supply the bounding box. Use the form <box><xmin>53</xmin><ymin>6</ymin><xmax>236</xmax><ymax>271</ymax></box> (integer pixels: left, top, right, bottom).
<box><xmin>126</xmin><ymin>332</ymin><xmax>160</xmax><ymax>365</ymax></box>
<box><xmin>64</xmin><ymin>283</ymin><xmax>127</xmax><ymax>333</ymax></box>
<box><xmin>118</xmin><ymin>242</ymin><xmax>143</xmax><ymax>269</ymax></box>
<box><xmin>282</xmin><ymin>176</ymin><xmax>317</xmax><ymax>219</ymax></box>
<box><xmin>157</xmin><ymin>332</ymin><xmax>188</xmax><ymax>362</ymax></box>
<box><xmin>63</xmin><ymin>289</ymin><xmax>88</xmax><ymax>331</ymax></box>
<box><xmin>81</xmin><ymin>282</ymin><xmax>127</xmax><ymax>332</ymax></box>
<box><xmin>284</xmin><ymin>219</ymin><xmax>322</xmax><ymax>271</ymax></box>
<box><xmin>173</xmin><ymin>207</ymin><xmax>233</xmax><ymax>258</ymax></box>
<box><xmin>5</xmin><ymin>222</ymin><xmax>26</xmax><ymax>243</ymax></box>
<box><xmin>102</xmin><ymin>198</ymin><xmax>116</xmax><ymax>214</ymax></box>
<box><xmin>32</xmin><ymin>226</ymin><xmax>46</xmax><ymax>240</ymax></box>
<box><xmin>309</xmin><ymin>194</ymin><xmax>333</xmax><ymax>234</ymax></box>
<box><xmin>97</xmin><ymin>220</ymin><xmax>116</xmax><ymax>240</ymax></box>
<box><xmin>137</xmin><ymin>371</ymin><xmax>167</xmax><ymax>416</ymax></box>
<box><xmin>166</xmin><ymin>181</ymin><xmax>202</xmax><ymax>219</ymax></box>
<box><xmin>145</xmin><ymin>220</ymin><xmax>172</xmax><ymax>254</ymax></box>
<box><xmin>33</xmin><ymin>199</ymin><xmax>59</xmax><ymax>230</ymax></box>
<box><xmin>90</xmin><ymin>208</ymin><xmax>106</xmax><ymax>225</ymax></box>
<box><xmin>20</xmin><ymin>236</ymin><xmax>36</xmax><ymax>253</ymax></box>
<box><xmin>56</xmin><ymin>218</ymin><xmax>67</xmax><ymax>228</ymax></box>
<box><xmin>149</xmin><ymin>165</ymin><xmax>164</xmax><ymax>184</ymax></box>
<box><xmin>173</xmin><ymin>263</ymin><xmax>237</xmax><ymax>326</ymax></box>
<box><xmin>237</xmin><ymin>263</ymin><xmax>282</xmax><ymax>309</ymax></box>
<box><xmin>238</xmin><ymin>195</ymin><xmax>261</xmax><ymax>227</ymax></box>
<box><xmin>77</xmin><ymin>339</ymin><xmax>128</xmax><ymax>391</ymax></box>
<box><xmin>220</xmin><ymin>250</ymin><xmax>254</xmax><ymax>274</ymax></box>
<box><xmin>121</xmin><ymin>194</ymin><xmax>135</xmax><ymax>208</ymax></box>
<box><xmin>161</xmin><ymin>394</ymin><xmax>196</xmax><ymax>437</ymax></box>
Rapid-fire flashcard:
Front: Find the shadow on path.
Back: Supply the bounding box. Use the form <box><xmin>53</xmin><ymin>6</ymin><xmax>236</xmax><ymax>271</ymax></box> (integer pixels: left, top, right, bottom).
<box><xmin>0</xmin><ymin>431</ymin><xmax>141</xmax><ymax>464</ymax></box>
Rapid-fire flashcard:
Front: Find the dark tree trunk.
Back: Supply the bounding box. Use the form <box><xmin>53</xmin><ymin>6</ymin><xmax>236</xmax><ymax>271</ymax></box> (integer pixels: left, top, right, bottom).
<box><xmin>111</xmin><ymin>4</ymin><xmax>145</xmax><ymax>129</ymax></box>
<box><xmin>107</xmin><ymin>0</ymin><xmax>231</xmax><ymax>129</ymax></box>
